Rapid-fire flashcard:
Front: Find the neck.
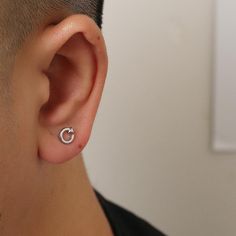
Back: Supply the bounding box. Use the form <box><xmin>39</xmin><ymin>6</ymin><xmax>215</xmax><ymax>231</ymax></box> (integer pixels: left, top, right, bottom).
<box><xmin>2</xmin><ymin>155</ymin><xmax>114</xmax><ymax>236</ymax></box>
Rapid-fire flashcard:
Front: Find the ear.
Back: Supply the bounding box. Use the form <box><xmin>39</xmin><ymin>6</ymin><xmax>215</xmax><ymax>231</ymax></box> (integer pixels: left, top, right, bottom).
<box><xmin>36</xmin><ymin>15</ymin><xmax>108</xmax><ymax>164</ymax></box>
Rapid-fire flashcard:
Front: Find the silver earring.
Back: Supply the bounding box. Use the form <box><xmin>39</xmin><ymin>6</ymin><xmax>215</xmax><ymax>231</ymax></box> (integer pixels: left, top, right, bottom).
<box><xmin>58</xmin><ymin>127</ymin><xmax>75</xmax><ymax>145</ymax></box>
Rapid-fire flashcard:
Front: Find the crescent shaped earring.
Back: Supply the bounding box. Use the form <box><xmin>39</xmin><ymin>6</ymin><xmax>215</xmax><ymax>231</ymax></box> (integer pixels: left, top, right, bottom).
<box><xmin>58</xmin><ymin>127</ymin><xmax>75</xmax><ymax>145</ymax></box>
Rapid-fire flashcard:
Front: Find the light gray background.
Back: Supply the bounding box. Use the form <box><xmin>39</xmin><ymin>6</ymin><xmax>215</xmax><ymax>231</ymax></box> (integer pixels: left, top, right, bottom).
<box><xmin>84</xmin><ymin>1</ymin><xmax>236</xmax><ymax>235</ymax></box>
<box><xmin>214</xmin><ymin>0</ymin><xmax>236</xmax><ymax>151</ymax></box>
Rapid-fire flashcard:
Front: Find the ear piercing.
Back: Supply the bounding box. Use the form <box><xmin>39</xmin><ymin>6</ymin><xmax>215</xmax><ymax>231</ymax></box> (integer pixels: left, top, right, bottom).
<box><xmin>58</xmin><ymin>127</ymin><xmax>75</xmax><ymax>145</ymax></box>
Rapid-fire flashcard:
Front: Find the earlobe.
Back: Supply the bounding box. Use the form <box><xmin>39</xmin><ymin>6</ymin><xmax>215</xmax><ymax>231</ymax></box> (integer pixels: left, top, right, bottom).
<box><xmin>37</xmin><ymin>15</ymin><xmax>108</xmax><ymax>164</ymax></box>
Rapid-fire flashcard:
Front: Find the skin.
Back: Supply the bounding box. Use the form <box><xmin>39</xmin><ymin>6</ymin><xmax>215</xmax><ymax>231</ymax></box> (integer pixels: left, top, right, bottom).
<box><xmin>0</xmin><ymin>14</ymin><xmax>113</xmax><ymax>236</ymax></box>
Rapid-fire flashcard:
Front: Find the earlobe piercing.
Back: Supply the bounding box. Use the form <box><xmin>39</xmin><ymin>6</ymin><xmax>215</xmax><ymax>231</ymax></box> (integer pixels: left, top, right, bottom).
<box><xmin>58</xmin><ymin>127</ymin><xmax>75</xmax><ymax>145</ymax></box>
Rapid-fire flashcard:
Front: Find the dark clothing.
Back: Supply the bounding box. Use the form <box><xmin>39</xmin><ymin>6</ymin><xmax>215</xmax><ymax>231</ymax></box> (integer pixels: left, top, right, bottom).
<box><xmin>95</xmin><ymin>191</ymin><xmax>167</xmax><ymax>236</ymax></box>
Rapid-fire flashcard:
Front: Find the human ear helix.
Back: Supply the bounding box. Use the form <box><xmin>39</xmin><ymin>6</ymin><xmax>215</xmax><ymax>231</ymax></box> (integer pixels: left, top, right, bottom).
<box><xmin>58</xmin><ymin>127</ymin><xmax>75</xmax><ymax>145</ymax></box>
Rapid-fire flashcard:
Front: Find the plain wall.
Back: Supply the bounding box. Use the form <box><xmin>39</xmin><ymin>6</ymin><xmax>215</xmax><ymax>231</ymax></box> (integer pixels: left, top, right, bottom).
<box><xmin>84</xmin><ymin>1</ymin><xmax>236</xmax><ymax>235</ymax></box>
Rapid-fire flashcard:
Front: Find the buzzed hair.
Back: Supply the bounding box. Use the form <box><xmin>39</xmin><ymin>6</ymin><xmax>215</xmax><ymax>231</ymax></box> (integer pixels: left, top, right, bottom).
<box><xmin>0</xmin><ymin>0</ymin><xmax>104</xmax><ymax>82</ymax></box>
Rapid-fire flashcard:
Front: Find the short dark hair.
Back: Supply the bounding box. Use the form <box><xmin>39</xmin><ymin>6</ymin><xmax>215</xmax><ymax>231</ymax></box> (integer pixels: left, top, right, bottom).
<box><xmin>0</xmin><ymin>0</ymin><xmax>104</xmax><ymax>82</ymax></box>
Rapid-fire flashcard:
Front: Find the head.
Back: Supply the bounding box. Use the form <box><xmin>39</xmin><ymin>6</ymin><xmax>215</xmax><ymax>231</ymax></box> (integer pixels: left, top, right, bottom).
<box><xmin>0</xmin><ymin>0</ymin><xmax>107</xmax><ymax>230</ymax></box>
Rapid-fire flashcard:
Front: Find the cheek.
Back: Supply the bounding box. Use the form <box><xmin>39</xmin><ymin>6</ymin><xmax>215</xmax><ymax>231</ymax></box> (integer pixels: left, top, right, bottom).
<box><xmin>13</xmin><ymin>99</ymin><xmax>39</xmax><ymax>161</ymax></box>
<box><xmin>0</xmin><ymin>89</ymin><xmax>39</xmax><ymax>170</ymax></box>
<box><xmin>0</xmin><ymin>105</ymin><xmax>17</xmax><ymax>159</ymax></box>
<box><xmin>10</xmin><ymin>73</ymin><xmax>41</xmax><ymax>162</ymax></box>
<box><xmin>0</xmin><ymin>104</ymin><xmax>21</xmax><ymax>204</ymax></box>
<box><xmin>0</xmin><ymin>102</ymin><xmax>40</xmax><ymax>222</ymax></box>
<box><xmin>0</xmin><ymin>93</ymin><xmax>39</xmax><ymax>195</ymax></box>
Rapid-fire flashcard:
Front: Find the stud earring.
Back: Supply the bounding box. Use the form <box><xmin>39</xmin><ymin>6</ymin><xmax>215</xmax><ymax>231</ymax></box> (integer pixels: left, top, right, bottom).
<box><xmin>58</xmin><ymin>127</ymin><xmax>75</xmax><ymax>145</ymax></box>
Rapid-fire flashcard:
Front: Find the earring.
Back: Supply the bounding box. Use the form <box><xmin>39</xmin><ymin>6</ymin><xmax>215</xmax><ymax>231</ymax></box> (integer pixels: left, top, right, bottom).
<box><xmin>58</xmin><ymin>127</ymin><xmax>75</xmax><ymax>145</ymax></box>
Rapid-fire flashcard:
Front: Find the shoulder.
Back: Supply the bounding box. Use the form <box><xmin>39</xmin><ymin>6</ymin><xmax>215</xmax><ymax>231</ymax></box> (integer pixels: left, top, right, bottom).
<box><xmin>95</xmin><ymin>190</ymin><xmax>167</xmax><ymax>236</ymax></box>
